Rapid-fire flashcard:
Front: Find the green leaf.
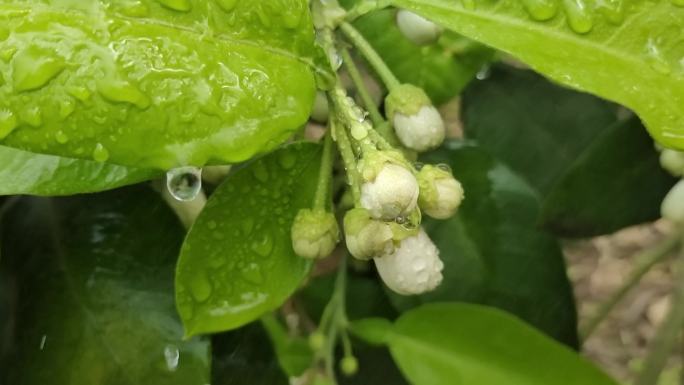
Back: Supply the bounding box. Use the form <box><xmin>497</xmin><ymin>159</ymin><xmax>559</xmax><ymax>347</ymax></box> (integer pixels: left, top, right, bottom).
<box><xmin>212</xmin><ymin>324</ymin><xmax>289</xmax><ymax>385</ymax></box>
<box><xmin>389</xmin><ymin>143</ymin><xmax>578</xmax><ymax>346</ymax></box>
<box><xmin>390</xmin><ymin>0</ymin><xmax>684</xmax><ymax>150</ymax></box>
<box><xmin>176</xmin><ymin>142</ymin><xmax>322</xmax><ymax>336</ymax></box>
<box><xmin>366</xmin><ymin>303</ymin><xmax>618</xmax><ymax>385</ymax></box>
<box><xmin>0</xmin><ymin>0</ymin><xmax>317</xmax><ymax>169</ymax></box>
<box><xmin>463</xmin><ymin>66</ymin><xmax>676</xmax><ymax>236</ymax></box>
<box><xmin>0</xmin><ymin>186</ymin><xmax>210</xmax><ymax>385</ymax></box>
<box><xmin>540</xmin><ymin>117</ymin><xmax>676</xmax><ymax>236</ymax></box>
<box><xmin>0</xmin><ymin>145</ymin><xmax>158</xmax><ymax>196</ymax></box>
<box><xmin>339</xmin><ymin>2</ymin><xmax>493</xmax><ymax>105</ymax></box>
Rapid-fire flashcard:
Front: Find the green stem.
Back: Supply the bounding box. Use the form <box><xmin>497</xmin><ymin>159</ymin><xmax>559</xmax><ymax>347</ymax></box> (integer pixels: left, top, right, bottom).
<box><xmin>581</xmin><ymin>235</ymin><xmax>680</xmax><ymax>341</ymax></box>
<box><xmin>340</xmin><ymin>22</ymin><xmax>401</xmax><ymax>90</ymax></box>
<box><xmin>344</xmin><ymin>0</ymin><xmax>393</xmax><ymax>23</ymax></box>
<box><xmin>340</xmin><ymin>47</ymin><xmax>385</xmax><ymax>126</ymax></box>
<box><xmin>332</xmin><ymin>118</ymin><xmax>362</xmax><ymax>205</ymax></box>
<box><xmin>314</xmin><ymin>132</ymin><xmax>336</xmax><ymax>210</ymax></box>
<box><xmin>319</xmin><ymin>257</ymin><xmax>349</xmax><ymax>381</ymax></box>
<box><xmin>635</xmin><ymin>235</ymin><xmax>684</xmax><ymax>385</ymax></box>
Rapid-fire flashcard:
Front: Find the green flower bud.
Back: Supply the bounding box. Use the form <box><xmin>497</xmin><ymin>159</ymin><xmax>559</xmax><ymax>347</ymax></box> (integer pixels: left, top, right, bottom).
<box><xmin>385</xmin><ymin>84</ymin><xmax>444</xmax><ymax>152</ymax></box>
<box><xmin>343</xmin><ymin>208</ymin><xmax>395</xmax><ymax>260</ymax></box>
<box><xmin>661</xmin><ymin>179</ymin><xmax>684</xmax><ymax>223</ymax></box>
<box><xmin>340</xmin><ymin>356</ymin><xmax>359</xmax><ymax>376</ymax></box>
<box><xmin>310</xmin><ymin>91</ymin><xmax>329</xmax><ymax>124</ymax></box>
<box><xmin>396</xmin><ymin>10</ymin><xmax>442</xmax><ymax>46</ymax></box>
<box><xmin>659</xmin><ymin>149</ymin><xmax>684</xmax><ymax>176</ymax></box>
<box><xmin>417</xmin><ymin>164</ymin><xmax>465</xmax><ymax>219</ymax></box>
<box><xmin>291</xmin><ymin>209</ymin><xmax>340</xmax><ymax>259</ymax></box>
<box><xmin>308</xmin><ymin>331</ymin><xmax>326</xmax><ymax>351</ymax></box>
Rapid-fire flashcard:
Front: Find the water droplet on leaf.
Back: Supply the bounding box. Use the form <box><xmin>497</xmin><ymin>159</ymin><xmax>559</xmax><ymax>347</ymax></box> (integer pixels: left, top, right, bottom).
<box><xmin>0</xmin><ymin>109</ymin><xmax>17</xmax><ymax>139</ymax></box>
<box><xmin>92</xmin><ymin>143</ymin><xmax>110</xmax><ymax>162</ymax></box>
<box><xmin>163</xmin><ymin>345</ymin><xmax>180</xmax><ymax>372</ymax></box>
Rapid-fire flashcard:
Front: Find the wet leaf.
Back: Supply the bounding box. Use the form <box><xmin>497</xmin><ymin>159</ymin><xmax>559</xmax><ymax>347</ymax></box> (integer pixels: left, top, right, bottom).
<box><xmin>176</xmin><ymin>142</ymin><xmax>322</xmax><ymax>336</ymax></box>
<box><xmin>391</xmin><ymin>0</ymin><xmax>684</xmax><ymax>150</ymax></box>
<box><xmin>355</xmin><ymin>303</ymin><xmax>618</xmax><ymax>385</ymax></box>
<box><xmin>0</xmin><ymin>145</ymin><xmax>158</xmax><ymax>196</ymax></box>
<box><xmin>0</xmin><ymin>0</ymin><xmax>317</xmax><ymax>169</ymax></box>
<box><xmin>0</xmin><ymin>186</ymin><xmax>210</xmax><ymax>385</ymax></box>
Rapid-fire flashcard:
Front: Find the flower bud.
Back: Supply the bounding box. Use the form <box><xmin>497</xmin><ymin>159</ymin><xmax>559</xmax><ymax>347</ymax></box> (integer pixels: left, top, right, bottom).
<box><xmin>661</xmin><ymin>179</ymin><xmax>684</xmax><ymax>223</ymax></box>
<box><xmin>373</xmin><ymin>228</ymin><xmax>444</xmax><ymax>295</ymax></box>
<box><xmin>385</xmin><ymin>84</ymin><xmax>445</xmax><ymax>152</ymax></box>
<box><xmin>659</xmin><ymin>149</ymin><xmax>684</xmax><ymax>176</ymax></box>
<box><xmin>340</xmin><ymin>356</ymin><xmax>359</xmax><ymax>376</ymax></box>
<box><xmin>310</xmin><ymin>91</ymin><xmax>329</xmax><ymax>124</ymax></box>
<box><xmin>344</xmin><ymin>208</ymin><xmax>395</xmax><ymax>260</ymax></box>
<box><xmin>358</xmin><ymin>150</ymin><xmax>419</xmax><ymax>220</ymax></box>
<box><xmin>417</xmin><ymin>164</ymin><xmax>464</xmax><ymax>219</ymax></box>
<box><xmin>291</xmin><ymin>209</ymin><xmax>340</xmax><ymax>259</ymax></box>
<box><xmin>396</xmin><ymin>10</ymin><xmax>442</xmax><ymax>46</ymax></box>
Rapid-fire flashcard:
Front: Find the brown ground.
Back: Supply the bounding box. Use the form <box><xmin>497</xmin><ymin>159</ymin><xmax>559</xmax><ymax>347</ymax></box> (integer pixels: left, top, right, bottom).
<box><xmin>566</xmin><ymin>219</ymin><xmax>683</xmax><ymax>384</ymax></box>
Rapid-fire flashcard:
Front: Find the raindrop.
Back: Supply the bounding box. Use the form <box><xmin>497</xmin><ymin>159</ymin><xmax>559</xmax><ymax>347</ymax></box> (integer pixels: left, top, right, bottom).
<box><xmin>475</xmin><ymin>65</ymin><xmax>491</xmax><ymax>80</ymax></box>
<box><xmin>329</xmin><ymin>50</ymin><xmax>343</xmax><ymax>70</ymax></box>
<box><xmin>163</xmin><ymin>345</ymin><xmax>180</xmax><ymax>372</ymax></box>
<box><xmin>188</xmin><ymin>270</ymin><xmax>212</xmax><ymax>302</ymax></box>
<box><xmin>55</xmin><ymin>130</ymin><xmax>69</xmax><ymax>144</ymax></box>
<box><xmin>562</xmin><ymin>0</ymin><xmax>593</xmax><ymax>34</ymax></box>
<box><xmin>92</xmin><ymin>143</ymin><xmax>110</xmax><ymax>162</ymax></box>
<box><xmin>12</xmin><ymin>46</ymin><xmax>65</xmax><ymax>92</ymax></box>
<box><xmin>520</xmin><ymin>0</ymin><xmax>558</xmax><ymax>21</ymax></box>
<box><xmin>251</xmin><ymin>232</ymin><xmax>274</xmax><ymax>257</ymax></box>
<box><xmin>166</xmin><ymin>167</ymin><xmax>203</xmax><ymax>201</ymax></box>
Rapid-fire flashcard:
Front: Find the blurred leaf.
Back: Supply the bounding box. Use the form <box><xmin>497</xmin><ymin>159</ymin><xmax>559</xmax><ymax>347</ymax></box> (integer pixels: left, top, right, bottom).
<box><xmin>359</xmin><ymin>303</ymin><xmax>618</xmax><ymax>385</ymax></box>
<box><xmin>0</xmin><ymin>146</ymin><xmax>158</xmax><ymax>196</ymax></box>
<box><xmin>463</xmin><ymin>66</ymin><xmax>676</xmax><ymax>236</ymax></box>
<box><xmin>340</xmin><ymin>0</ymin><xmax>493</xmax><ymax>105</ymax></box>
<box><xmin>540</xmin><ymin>117</ymin><xmax>676</xmax><ymax>236</ymax></box>
<box><xmin>0</xmin><ymin>186</ymin><xmax>210</xmax><ymax>385</ymax></box>
<box><xmin>261</xmin><ymin>314</ymin><xmax>313</xmax><ymax>377</ymax></box>
<box><xmin>176</xmin><ymin>143</ymin><xmax>322</xmax><ymax>336</ymax></box>
<box><xmin>391</xmin><ymin>0</ymin><xmax>684</xmax><ymax>151</ymax></box>
<box><xmin>389</xmin><ymin>143</ymin><xmax>578</xmax><ymax>347</ymax></box>
<box><xmin>212</xmin><ymin>324</ymin><xmax>289</xmax><ymax>385</ymax></box>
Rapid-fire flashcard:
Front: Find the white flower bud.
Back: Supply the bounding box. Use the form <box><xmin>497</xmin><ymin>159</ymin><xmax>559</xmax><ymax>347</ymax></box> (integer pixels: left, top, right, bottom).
<box><xmin>373</xmin><ymin>228</ymin><xmax>444</xmax><ymax>295</ymax></box>
<box><xmin>344</xmin><ymin>208</ymin><xmax>395</xmax><ymax>260</ymax></box>
<box><xmin>360</xmin><ymin>163</ymin><xmax>419</xmax><ymax>220</ymax></box>
<box><xmin>417</xmin><ymin>164</ymin><xmax>464</xmax><ymax>219</ymax></box>
<box><xmin>291</xmin><ymin>209</ymin><xmax>340</xmax><ymax>259</ymax></box>
<box><xmin>661</xmin><ymin>179</ymin><xmax>684</xmax><ymax>223</ymax></box>
<box><xmin>385</xmin><ymin>84</ymin><xmax>445</xmax><ymax>152</ymax></box>
<box><xmin>659</xmin><ymin>149</ymin><xmax>684</xmax><ymax>176</ymax></box>
<box><xmin>396</xmin><ymin>10</ymin><xmax>442</xmax><ymax>46</ymax></box>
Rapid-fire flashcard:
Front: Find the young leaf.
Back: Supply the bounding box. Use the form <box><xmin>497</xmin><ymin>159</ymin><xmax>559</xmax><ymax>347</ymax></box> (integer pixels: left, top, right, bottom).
<box><xmin>0</xmin><ymin>145</ymin><xmax>158</xmax><ymax>196</ymax></box>
<box><xmin>540</xmin><ymin>117</ymin><xmax>676</xmax><ymax>236</ymax></box>
<box><xmin>463</xmin><ymin>66</ymin><xmax>676</xmax><ymax>236</ymax></box>
<box><xmin>390</xmin><ymin>0</ymin><xmax>684</xmax><ymax>150</ymax></box>
<box><xmin>0</xmin><ymin>186</ymin><xmax>210</xmax><ymax>385</ymax></box>
<box><xmin>339</xmin><ymin>0</ymin><xmax>493</xmax><ymax>104</ymax></box>
<box><xmin>361</xmin><ymin>303</ymin><xmax>619</xmax><ymax>385</ymax></box>
<box><xmin>389</xmin><ymin>143</ymin><xmax>578</xmax><ymax>347</ymax></box>
<box><xmin>176</xmin><ymin>142</ymin><xmax>322</xmax><ymax>336</ymax></box>
<box><xmin>0</xmin><ymin>0</ymin><xmax>317</xmax><ymax>169</ymax></box>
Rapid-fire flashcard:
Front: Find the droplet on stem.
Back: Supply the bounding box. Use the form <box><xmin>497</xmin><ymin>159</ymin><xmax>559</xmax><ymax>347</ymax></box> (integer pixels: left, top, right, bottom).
<box><xmin>166</xmin><ymin>166</ymin><xmax>203</xmax><ymax>201</ymax></box>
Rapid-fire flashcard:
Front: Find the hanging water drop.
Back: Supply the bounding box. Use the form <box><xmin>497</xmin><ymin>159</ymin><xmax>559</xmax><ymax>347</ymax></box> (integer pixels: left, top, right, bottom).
<box><xmin>163</xmin><ymin>345</ymin><xmax>180</xmax><ymax>372</ymax></box>
<box><xmin>562</xmin><ymin>0</ymin><xmax>593</xmax><ymax>34</ymax></box>
<box><xmin>520</xmin><ymin>0</ymin><xmax>558</xmax><ymax>21</ymax></box>
<box><xmin>166</xmin><ymin>166</ymin><xmax>203</xmax><ymax>201</ymax></box>
<box><xmin>92</xmin><ymin>143</ymin><xmax>110</xmax><ymax>162</ymax></box>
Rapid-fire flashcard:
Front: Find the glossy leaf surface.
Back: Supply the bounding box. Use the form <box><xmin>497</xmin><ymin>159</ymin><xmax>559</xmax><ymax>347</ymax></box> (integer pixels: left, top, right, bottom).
<box><xmin>0</xmin><ymin>0</ymin><xmax>317</xmax><ymax>169</ymax></box>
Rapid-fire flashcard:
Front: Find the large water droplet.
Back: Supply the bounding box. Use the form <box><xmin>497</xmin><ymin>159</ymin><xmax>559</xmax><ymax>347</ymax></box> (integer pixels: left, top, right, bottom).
<box><xmin>520</xmin><ymin>0</ymin><xmax>558</xmax><ymax>21</ymax></box>
<box><xmin>241</xmin><ymin>262</ymin><xmax>264</xmax><ymax>284</ymax></box>
<box><xmin>55</xmin><ymin>130</ymin><xmax>69</xmax><ymax>144</ymax></box>
<box><xmin>92</xmin><ymin>143</ymin><xmax>110</xmax><ymax>162</ymax></box>
<box><xmin>278</xmin><ymin>151</ymin><xmax>297</xmax><ymax>170</ymax></box>
<box><xmin>250</xmin><ymin>232</ymin><xmax>274</xmax><ymax>257</ymax></box>
<box><xmin>0</xmin><ymin>109</ymin><xmax>17</xmax><ymax>139</ymax></box>
<box><xmin>12</xmin><ymin>47</ymin><xmax>65</xmax><ymax>92</ymax></box>
<box><xmin>188</xmin><ymin>270</ymin><xmax>212</xmax><ymax>302</ymax></box>
<box><xmin>163</xmin><ymin>345</ymin><xmax>180</xmax><ymax>372</ymax></box>
<box><xmin>166</xmin><ymin>167</ymin><xmax>203</xmax><ymax>201</ymax></box>
<box><xmin>562</xmin><ymin>0</ymin><xmax>593</xmax><ymax>34</ymax></box>
<box><xmin>97</xmin><ymin>79</ymin><xmax>150</xmax><ymax>109</ymax></box>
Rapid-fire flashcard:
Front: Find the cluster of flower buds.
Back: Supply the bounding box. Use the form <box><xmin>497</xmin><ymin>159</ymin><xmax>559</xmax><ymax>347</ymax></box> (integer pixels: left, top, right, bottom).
<box><xmin>658</xmin><ymin>147</ymin><xmax>684</xmax><ymax>223</ymax></box>
<box><xmin>291</xmin><ymin>208</ymin><xmax>340</xmax><ymax>259</ymax></box>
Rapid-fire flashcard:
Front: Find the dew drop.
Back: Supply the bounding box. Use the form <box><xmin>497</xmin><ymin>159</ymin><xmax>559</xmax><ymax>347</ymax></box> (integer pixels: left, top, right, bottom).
<box><xmin>97</xmin><ymin>79</ymin><xmax>150</xmax><ymax>109</ymax></box>
<box><xmin>562</xmin><ymin>0</ymin><xmax>593</xmax><ymax>34</ymax></box>
<box><xmin>12</xmin><ymin>47</ymin><xmax>65</xmax><ymax>92</ymax></box>
<box><xmin>155</xmin><ymin>0</ymin><xmax>191</xmax><ymax>12</ymax></box>
<box><xmin>92</xmin><ymin>143</ymin><xmax>110</xmax><ymax>162</ymax></box>
<box><xmin>520</xmin><ymin>0</ymin><xmax>558</xmax><ymax>21</ymax></box>
<box><xmin>22</xmin><ymin>106</ymin><xmax>42</xmax><ymax>127</ymax></box>
<box><xmin>215</xmin><ymin>0</ymin><xmax>237</xmax><ymax>12</ymax></box>
<box><xmin>475</xmin><ymin>65</ymin><xmax>491</xmax><ymax>80</ymax></box>
<box><xmin>188</xmin><ymin>270</ymin><xmax>212</xmax><ymax>302</ymax></box>
<box><xmin>166</xmin><ymin>166</ymin><xmax>203</xmax><ymax>201</ymax></box>
<box><xmin>163</xmin><ymin>345</ymin><xmax>180</xmax><ymax>372</ymax></box>
<box><xmin>252</xmin><ymin>162</ymin><xmax>269</xmax><ymax>183</ymax></box>
<box><xmin>55</xmin><ymin>130</ymin><xmax>69</xmax><ymax>144</ymax></box>
<box><xmin>278</xmin><ymin>151</ymin><xmax>297</xmax><ymax>170</ymax></box>
<box><xmin>0</xmin><ymin>109</ymin><xmax>18</xmax><ymax>139</ymax></box>
<box><xmin>59</xmin><ymin>99</ymin><xmax>76</xmax><ymax>119</ymax></box>
<box><xmin>250</xmin><ymin>232</ymin><xmax>274</xmax><ymax>257</ymax></box>
<box><xmin>350</xmin><ymin>122</ymin><xmax>368</xmax><ymax>140</ymax></box>
<box><xmin>329</xmin><ymin>51</ymin><xmax>343</xmax><ymax>70</ymax></box>
<box><xmin>241</xmin><ymin>262</ymin><xmax>264</xmax><ymax>284</ymax></box>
